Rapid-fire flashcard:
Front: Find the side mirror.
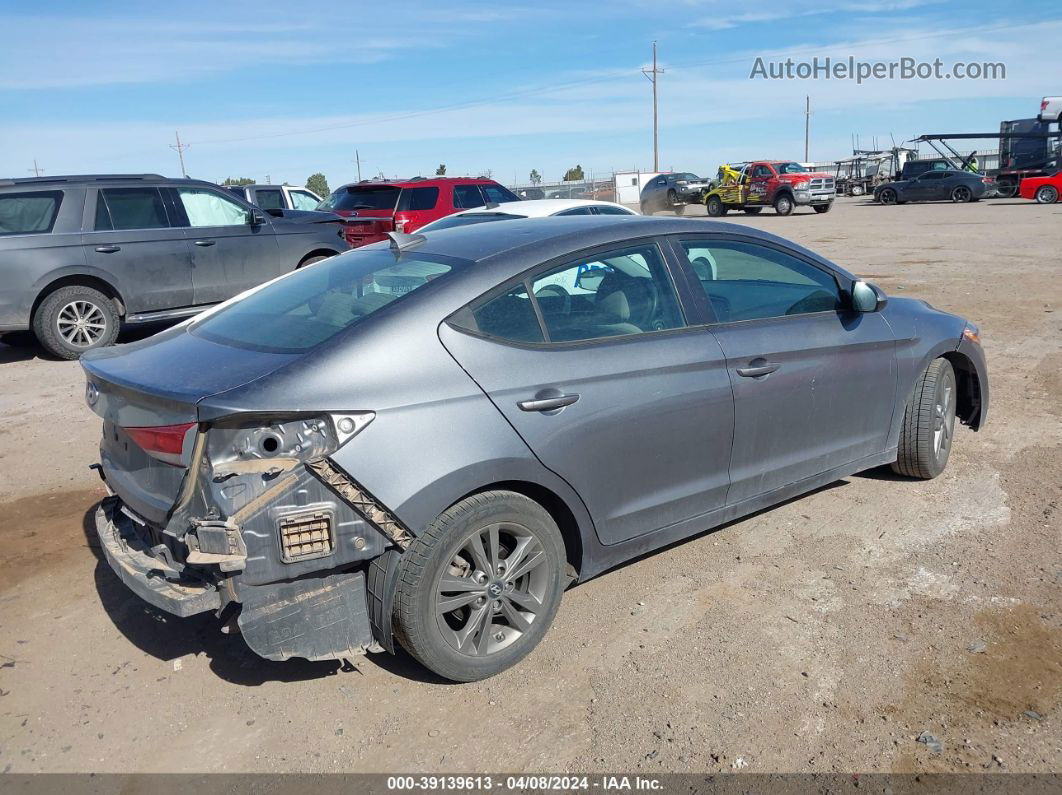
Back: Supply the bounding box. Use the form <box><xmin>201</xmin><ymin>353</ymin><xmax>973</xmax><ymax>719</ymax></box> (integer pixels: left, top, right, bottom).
<box><xmin>851</xmin><ymin>280</ymin><xmax>887</xmax><ymax>312</ymax></box>
<box><xmin>247</xmin><ymin>209</ymin><xmax>267</xmax><ymax>226</ymax></box>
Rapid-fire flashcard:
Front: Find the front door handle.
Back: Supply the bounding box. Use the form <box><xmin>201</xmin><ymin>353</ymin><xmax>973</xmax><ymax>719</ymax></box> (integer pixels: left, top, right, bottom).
<box><xmin>193</xmin><ymin>240</ymin><xmax>217</xmax><ymax>247</ymax></box>
<box><xmin>94</xmin><ymin>245</ymin><xmax>120</xmax><ymax>253</ymax></box>
<box><xmin>517</xmin><ymin>394</ymin><xmax>580</xmax><ymax>412</ymax></box>
<box><xmin>736</xmin><ymin>359</ymin><xmax>780</xmax><ymax>378</ymax></box>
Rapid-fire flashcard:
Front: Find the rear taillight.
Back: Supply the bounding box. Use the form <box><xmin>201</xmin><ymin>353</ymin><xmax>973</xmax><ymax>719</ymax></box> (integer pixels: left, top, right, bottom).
<box><xmin>124</xmin><ymin>422</ymin><xmax>196</xmax><ymax>466</ymax></box>
<box><xmin>1043</xmin><ymin>99</ymin><xmax>1050</xmax><ymax>112</ymax></box>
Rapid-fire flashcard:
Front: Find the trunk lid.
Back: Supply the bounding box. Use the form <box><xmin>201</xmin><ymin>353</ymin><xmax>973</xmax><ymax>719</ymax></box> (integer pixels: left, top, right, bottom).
<box><xmin>82</xmin><ymin>327</ymin><xmax>299</xmax><ymax>525</ymax></box>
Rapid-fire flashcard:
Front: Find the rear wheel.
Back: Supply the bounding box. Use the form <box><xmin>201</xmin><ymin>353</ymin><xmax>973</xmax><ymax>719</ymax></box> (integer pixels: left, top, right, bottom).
<box><xmin>297</xmin><ymin>253</ymin><xmax>331</xmax><ymax>269</ymax></box>
<box><xmin>32</xmin><ymin>285</ymin><xmax>119</xmax><ymax>360</ymax></box>
<box><xmin>392</xmin><ymin>491</ymin><xmax>566</xmax><ymax>682</ymax></box>
<box><xmin>951</xmin><ymin>185</ymin><xmax>973</xmax><ymax>203</ymax></box>
<box><xmin>706</xmin><ymin>195</ymin><xmax>727</xmax><ymax>217</ymax></box>
<box><xmin>995</xmin><ymin>180</ymin><xmax>1018</xmax><ymax>199</ymax></box>
<box><xmin>1035</xmin><ymin>185</ymin><xmax>1059</xmax><ymax>204</ymax></box>
<box><xmin>813</xmin><ymin>203</ymin><xmax>832</xmax><ymax>214</ymax></box>
<box><xmin>891</xmin><ymin>358</ymin><xmax>957</xmax><ymax>479</ymax></box>
<box><xmin>773</xmin><ymin>193</ymin><xmax>794</xmax><ymax>216</ymax></box>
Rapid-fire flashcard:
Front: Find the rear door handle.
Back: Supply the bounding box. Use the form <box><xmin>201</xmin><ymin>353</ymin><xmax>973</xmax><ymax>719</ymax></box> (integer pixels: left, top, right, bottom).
<box><xmin>94</xmin><ymin>245</ymin><xmax>120</xmax><ymax>253</ymax></box>
<box><xmin>193</xmin><ymin>240</ymin><xmax>216</xmax><ymax>247</ymax></box>
<box><xmin>518</xmin><ymin>394</ymin><xmax>580</xmax><ymax>412</ymax></box>
<box><xmin>736</xmin><ymin>360</ymin><xmax>780</xmax><ymax>378</ymax></box>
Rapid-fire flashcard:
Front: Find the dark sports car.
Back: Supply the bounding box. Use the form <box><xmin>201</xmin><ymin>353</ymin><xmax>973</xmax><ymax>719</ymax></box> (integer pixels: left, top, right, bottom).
<box><xmin>81</xmin><ymin>216</ymin><xmax>988</xmax><ymax>681</ymax></box>
<box><xmin>874</xmin><ymin>169</ymin><xmax>995</xmax><ymax>204</ymax></box>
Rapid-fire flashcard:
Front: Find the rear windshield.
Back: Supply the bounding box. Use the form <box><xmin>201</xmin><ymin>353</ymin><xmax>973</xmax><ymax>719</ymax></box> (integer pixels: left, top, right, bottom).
<box><xmin>0</xmin><ymin>191</ymin><xmax>63</xmax><ymax>235</ymax></box>
<box><xmin>190</xmin><ymin>248</ymin><xmax>467</xmax><ymax>353</ymax></box>
<box><xmin>320</xmin><ymin>186</ymin><xmax>401</xmax><ymax>212</ymax></box>
<box><xmin>425</xmin><ymin>212</ymin><xmax>527</xmax><ymax>231</ymax></box>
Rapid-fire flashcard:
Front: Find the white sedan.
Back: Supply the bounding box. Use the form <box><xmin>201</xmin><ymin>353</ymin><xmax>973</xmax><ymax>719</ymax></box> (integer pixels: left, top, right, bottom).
<box><xmin>418</xmin><ymin>199</ymin><xmax>638</xmax><ymax>233</ymax></box>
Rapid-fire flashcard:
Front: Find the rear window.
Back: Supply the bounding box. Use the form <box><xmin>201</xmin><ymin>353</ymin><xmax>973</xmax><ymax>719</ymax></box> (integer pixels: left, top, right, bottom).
<box><xmin>0</xmin><ymin>191</ymin><xmax>62</xmax><ymax>235</ymax></box>
<box><xmin>482</xmin><ymin>183</ymin><xmax>520</xmax><ymax>203</ymax></box>
<box><xmin>320</xmin><ymin>186</ymin><xmax>400</xmax><ymax>212</ymax></box>
<box><xmin>190</xmin><ymin>249</ymin><xmax>467</xmax><ymax>353</ymax></box>
<box><xmin>425</xmin><ymin>212</ymin><xmax>527</xmax><ymax>231</ymax></box>
<box><xmin>95</xmin><ymin>188</ymin><xmax>169</xmax><ymax>231</ymax></box>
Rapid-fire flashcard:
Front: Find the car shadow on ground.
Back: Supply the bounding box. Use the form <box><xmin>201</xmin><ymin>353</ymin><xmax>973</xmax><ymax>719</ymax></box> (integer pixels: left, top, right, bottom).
<box><xmin>0</xmin><ymin>322</ymin><xmax>177</xmax><ymax>366</ymax></box>
<box><xmin>80</xmin><ymin>504</ymin><xmax>450</xmax><ymax>686</ymax></box>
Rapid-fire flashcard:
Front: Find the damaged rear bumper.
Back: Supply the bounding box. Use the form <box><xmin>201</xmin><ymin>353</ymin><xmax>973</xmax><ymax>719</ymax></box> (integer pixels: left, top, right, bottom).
<box><xmin>95</xmin><ymin>492</ymin><xmax>384</xmax><ymax>661</ymax></box>
<box><xmin>95</xmin><ymin>496</ymin><xmax>221</xmax><ymax>617</ymax></box>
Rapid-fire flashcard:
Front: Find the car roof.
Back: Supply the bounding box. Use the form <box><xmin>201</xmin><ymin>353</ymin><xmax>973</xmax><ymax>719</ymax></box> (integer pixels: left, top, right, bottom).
<box><xmin>0</xmin><ymin>174</ymin><xmax>230</xmax><ymax>191</ymax></box>
<box><xmin>448</xmin><ymin>199</ymin><xmax>633</xmax><ymax>218</ymax></box>
<box><xmin>406</xmin><ymin>215</ymin><xmax>851</xmax><ymax>278</ymax></box>
<box><xmin>335</xmin><ymin>176</ymin><xmax>501</xmax><ymax>190</ymax></box>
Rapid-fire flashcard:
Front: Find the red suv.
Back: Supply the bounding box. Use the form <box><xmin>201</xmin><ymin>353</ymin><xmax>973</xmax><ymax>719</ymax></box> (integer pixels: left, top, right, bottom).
<box><xmin>318</xmin><ymin>177</ymin><xmax>520</xmax><ymax>247</ymax></box>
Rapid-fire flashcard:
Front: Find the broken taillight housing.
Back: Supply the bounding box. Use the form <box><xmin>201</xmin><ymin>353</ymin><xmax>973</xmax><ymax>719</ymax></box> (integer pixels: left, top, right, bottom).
<box><xmin>124</xmin><ymin>422</ymin><xmax>197</xmax><ymax>466</ymax></box>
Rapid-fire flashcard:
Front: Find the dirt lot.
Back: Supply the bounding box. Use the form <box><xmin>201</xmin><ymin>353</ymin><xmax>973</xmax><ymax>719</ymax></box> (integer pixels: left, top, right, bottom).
<box><xmin>1</xmin><ymin>197</ymin><xmax>1060</xmax><ymax>774</ymax></box>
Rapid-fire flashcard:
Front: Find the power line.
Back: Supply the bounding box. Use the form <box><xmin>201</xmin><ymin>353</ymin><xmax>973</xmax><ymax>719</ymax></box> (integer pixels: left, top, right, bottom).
<box><xmin>169</xmin><ymin>131</ymin><xmax>189</xmax><ymax>176</ymax></box>
<box><xmin>641</xmin><ymin>41</ymin><xmax>664</xmax><ymax>172</ymax></box>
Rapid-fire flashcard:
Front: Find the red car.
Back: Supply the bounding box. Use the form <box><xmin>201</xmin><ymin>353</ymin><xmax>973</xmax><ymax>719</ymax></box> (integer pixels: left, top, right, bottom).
<box><xmin>318</xmin><ymin>177</ymin><xmax>520</xmax><ymax>247</ymax></box>
<box><xmin>1019</xmin><ymin>171</ymin><xmax>1062</xmax><ymax>204</ymax></box>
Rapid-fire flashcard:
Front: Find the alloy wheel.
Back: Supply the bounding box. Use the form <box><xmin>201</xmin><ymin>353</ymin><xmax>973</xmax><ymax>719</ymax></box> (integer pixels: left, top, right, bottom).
<box><xmin>934</xmin><ymin>380</ymin><xmax>955</xmax><ymax>461</ymax></box>
<box><xmin>435</xmin><ymin>522</ymin><xmax>549</xmax><ymax>657</ymax></box>
<box><xmin>952</xmin><ymin>186</ymin><xmax>971</xmax><ymax>203</ymax></box>
<box><xmin>56</xmin><ymin>300</ymin><xmax>108</xmax><ymax>347</ymax></box>
<box><xmin>1036</xmin><ymin>186</ymin><xmax>1058</xmax><ymax>204</ymax></box>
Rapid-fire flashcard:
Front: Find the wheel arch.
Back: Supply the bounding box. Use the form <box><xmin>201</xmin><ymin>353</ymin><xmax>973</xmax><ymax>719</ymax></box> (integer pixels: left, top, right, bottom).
<box><xmin>31</xmin><ymin>272</ymin><xmax>127</xmax><ymax>321</ymax></box>
<box><xmin>297</xmin><ymin>248</ymin><xmax>342</xmax><ymax>267</ymax></box>
<box><xmin>941</xmin><ymin>350</ymin><xmax>985</xmax><ymax>430</ymax></box>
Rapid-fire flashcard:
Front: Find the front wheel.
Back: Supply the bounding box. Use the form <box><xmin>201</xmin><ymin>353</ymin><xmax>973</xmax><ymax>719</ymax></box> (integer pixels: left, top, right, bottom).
<box><xmin>32</xmin><ymin>285</ymin><xmax>120</xmax><ymax>360</ymax></box>
<box><xmin>773</xmin><ymin>193</ymin><xmax>794</xmax><ymax>216</ymax></box>
<box><xmin>674</xmin><ymin>202</ymin><xmax>686</xmax><ymax>216</ymax></box>
<box><xmin>891</xmin><ymin>358</ymin><xmax>957</xmax><ymax>479</ymax></box>
<box><xmin>392</xmin><ymin>491</ymin><xmax>567</xmax><ymax>682</ymax></box>
<box><xmin>813</xmin><ymin>203</ymin><xmax>832</xmax><ymax>214</ymax></box>
<box><xmin>878</xmin><ymin>188</ymin><xmax>898</xmax><ymax>205</ymax></box>
<box><xmin>1035</xmin><ymin>185</ymin><xmax>1059</xmax><ymax>204</ymax></box>
<box><xmin>951</xmin><ymin>185</ymin><xmax>973</xmax><ymax>203</ymax></box>
<box><xmin>706</xmin><ymin>195</ymin><xmax>727</xmax><ymax>217</ymax></box>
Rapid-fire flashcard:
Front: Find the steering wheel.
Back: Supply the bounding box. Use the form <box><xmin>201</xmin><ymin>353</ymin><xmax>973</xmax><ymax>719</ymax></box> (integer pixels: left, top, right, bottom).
<box><xmin>534</xmin><ymin>284</ymin><xmax>571</xmax><ymax>315</ymax></box>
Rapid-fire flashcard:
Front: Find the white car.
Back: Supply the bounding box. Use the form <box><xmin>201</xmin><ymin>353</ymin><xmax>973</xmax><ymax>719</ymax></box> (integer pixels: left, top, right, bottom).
<box><xmin>1040</xmin><ymin>96</ymin><xmax>1062</xmax><ymax>124</ymax></box>
<box><xmin>418</xmin><ymin>199</ymin><xmax>637</xmax><ymax>233</ymax></box>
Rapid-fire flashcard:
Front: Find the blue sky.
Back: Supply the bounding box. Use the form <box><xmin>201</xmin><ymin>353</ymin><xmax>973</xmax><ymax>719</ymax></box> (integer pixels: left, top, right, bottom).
<box><xmin>1</xmin><ymin>0</ymin><xmax>1059</xmax><ymax>189</ymax></box>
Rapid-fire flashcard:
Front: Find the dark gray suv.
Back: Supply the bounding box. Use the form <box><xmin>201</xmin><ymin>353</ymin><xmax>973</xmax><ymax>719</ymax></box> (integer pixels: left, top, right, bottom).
<box><xmin>0</xmin><ymin>174</ymin><xmax>349</xmax><ymax>359</ymax></box>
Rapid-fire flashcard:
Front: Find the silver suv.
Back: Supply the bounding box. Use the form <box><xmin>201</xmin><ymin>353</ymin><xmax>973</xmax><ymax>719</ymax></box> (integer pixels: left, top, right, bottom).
<box><xmin>0</xmin><ymin>174</ymin><xmax>349</xmax><ymax>358</ymax></box>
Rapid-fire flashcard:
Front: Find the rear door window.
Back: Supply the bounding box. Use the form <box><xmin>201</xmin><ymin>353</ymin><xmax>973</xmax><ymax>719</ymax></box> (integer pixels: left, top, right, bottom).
<box><xmin>255</xmin><ymin>189</ymin><xmax>285</xmax><ymax>210</ymax></box>
<box><xmin>469</xmin><ymin>284</ymin><xmax>544</xmax><ymax>343</ymax></box>
<box><xmin>95</xmin><ymin>188</ymin><xmax>170</xmax><ymax>231</ymax></box>
<box><xmin>289</xmin><ymin>190</ymin><xmax>321</xmax><ymax>210</ymax></box>
<box><xmin>453</xmin><ymin>184</ymin><xmax>485</xmax><ymax>209</ymax></box>
<box><xmin>593</xmin><ymin>205</ymin><xmax>634</xmax><ymax>215</ymax></box>
<box><xmin>0</xmin><ymin>191</ymin><xmax>63</xmax><ymax>235</ymax></box>
<box><xmin>397</xmin><ymin>187</ymin><xmax>439</xmax><ymax>211</ymax></box>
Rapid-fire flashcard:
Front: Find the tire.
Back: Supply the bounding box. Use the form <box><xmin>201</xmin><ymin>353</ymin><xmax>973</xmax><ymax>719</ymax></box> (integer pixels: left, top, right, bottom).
<box><xmin>1035</xmin><ymin>185</ymin><xmax>1059</xmax><ymax>204</ymax></box>
<box><xmin>851</xmin><ymin>185</ymin><xmax>865</xmax><ymax>196</ymax></box>
<box><xmin>32</xmin><ymin>285</ymin><xmax>119</xmax><ymax>360</ymax></box>
<box><xmin>297</xmin><ymin>254</ymin><xmax>331</xmax><ymax>269</ymax></box>
<box><xmin>675</xmin><ymin>202</ymin><xmax>686</xmax><ymax>216</ymax></box>
<box><xmin>640</xmin><ymin>202</ymin><xmax>651</xmax><ymax>216</ymax></box>
<box><xmin>706</xmin><ymin>195</ymin><xmax>727</xmax><ymax>217</ymax></box>
<box><xmin>773</xmin><ymin>193</ymin><xmax>794</xmax><ymax>216</ymax></box>
<box><xmin>878</xmin><ymin>188</ymin><xmax>898</xmax><ymax>206</ymax></box>
<box><xmin>891</xmin><ymin>358</ymin><xmax>957</xmax><ymax>479</ymax></box>
<box><xmin>742</xmin><ymin>207</ymin><xmax>762</xmax><ymax>215</ymax></box>
<box><xmin>813</xmin><ymin>203</ymin><xmax>832</xmax><ymax>214</ymax></box>
<box><xmin>392</xmin><ymin>490</ymin><xmax>567</xmax><ymax>682</ymax></box>
<box><xmin>667</xmin><ymin>189</ymin><xmax>679</xmax><ymax>206</ymax></box>
<box><xmin>995</xmin><ymin>180</ymin><xmax>1017</xmax><ymax>199</ymax></box>
<box><xmin>951</xmin><ymin>185</ymin><xmax>973</xmax><ymax>203</ymax></box>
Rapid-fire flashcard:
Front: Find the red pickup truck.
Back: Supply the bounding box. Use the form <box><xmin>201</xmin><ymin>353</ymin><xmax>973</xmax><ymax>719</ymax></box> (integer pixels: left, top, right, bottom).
<box><xmin>318</xmin><ymin>177</ymin><xmax>520</xmax><ymax>247</ymax></box>
<box><xmin>706</xmin><ymin>160</ymin><xmax>837</xmax><ymax>216</ymax></box>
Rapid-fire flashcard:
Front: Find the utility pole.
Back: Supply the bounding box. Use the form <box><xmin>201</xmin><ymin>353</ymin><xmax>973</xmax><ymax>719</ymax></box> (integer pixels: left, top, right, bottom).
<box><xmin>170</xmin><ymin>131</ymin><xmax>189</xmax><ymax>176</ymax></box>
<box><xmin>28</xmin><ymin>159</ymin><xmax>43</xmax><ymax>177</ymax></box>
<box><xmin>642</xmin><ymin>41</ymin><xmax>664</xmax><ymax>172</ymax></box>
<box><xmin>355</xmin><ymin>149</ymin><xmax>362</xmax><ymax>181</ymax></box>
<box><xmin>804</xmin><ymin>96</ymin><xmax>811</xmax><ymax>162</ymax></box>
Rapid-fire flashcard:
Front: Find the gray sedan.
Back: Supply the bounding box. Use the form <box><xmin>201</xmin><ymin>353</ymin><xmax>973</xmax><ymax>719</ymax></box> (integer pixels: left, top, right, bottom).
<box><xmin>81</xmin><ymin>217</ymin><xmax>988</xmax><ymax>681</ymax></box>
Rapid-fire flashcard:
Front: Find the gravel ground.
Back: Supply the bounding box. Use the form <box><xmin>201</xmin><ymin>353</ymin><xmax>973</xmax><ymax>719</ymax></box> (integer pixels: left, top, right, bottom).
<box><xmin>0</xmin><ymin>197</ymin><xmax>1059</xmax><ymax>774</ymax></box>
